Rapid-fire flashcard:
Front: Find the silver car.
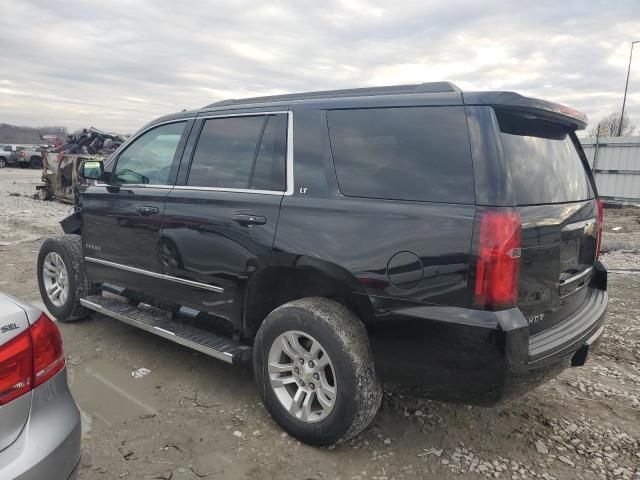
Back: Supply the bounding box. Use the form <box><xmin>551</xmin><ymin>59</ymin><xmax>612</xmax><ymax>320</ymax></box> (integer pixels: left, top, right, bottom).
<box><xmin>0</xmin><ymin>293</ymin><xmax>81</xmax><ymax>480</ymax></box>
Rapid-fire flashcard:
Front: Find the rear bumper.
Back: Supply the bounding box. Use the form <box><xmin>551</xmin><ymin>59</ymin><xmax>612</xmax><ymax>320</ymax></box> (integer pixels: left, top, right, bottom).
<box><xmin>369</xmin><ymin>277</ymin><xmax>608</xmax><ymax>405</ymax></box>
<box><xmin>502</xmin><ymin>287</ymin><xmax>607</xmax><ymax>401</ymax></box>
<box><xmin>0</xmin><ymin>368</ymin><xmax>82</xmax><ymax>480</ymax></box>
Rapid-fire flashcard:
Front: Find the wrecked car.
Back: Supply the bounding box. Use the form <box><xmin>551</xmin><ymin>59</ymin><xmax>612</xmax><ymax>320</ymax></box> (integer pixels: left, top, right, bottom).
<box><xmin>36</xmin><ymin>151</ymin><xmax>105</xmax><ymax>203</ymax></box>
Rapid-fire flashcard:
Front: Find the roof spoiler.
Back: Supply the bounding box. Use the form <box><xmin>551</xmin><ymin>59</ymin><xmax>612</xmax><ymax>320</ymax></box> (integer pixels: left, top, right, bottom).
<box><xmin>463</xmin><ymin>91</ymin><xmax>588</xmax><ymax>131</ymax></box>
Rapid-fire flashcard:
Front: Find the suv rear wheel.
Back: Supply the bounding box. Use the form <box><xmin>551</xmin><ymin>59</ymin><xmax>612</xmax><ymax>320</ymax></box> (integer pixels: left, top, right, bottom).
<box><xmin>253</xmin><ymin>297</ymin><xmax>382</xmax><ymax>445</ymax></box>
<box><xmin>37</xmin><ymin>235</ymin><xmax>96</xmax><ymax>322</ymax></box>
<box><xmin>0</xmin><ymin>157</ymin><xmax>6</xmax><ymax>168</ymax></box>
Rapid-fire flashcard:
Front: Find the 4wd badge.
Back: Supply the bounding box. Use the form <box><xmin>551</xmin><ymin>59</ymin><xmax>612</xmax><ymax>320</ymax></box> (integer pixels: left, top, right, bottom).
<box><xmin>527</xmin><ymin>313</ymin><xmax>545</xmax><ymax>326</ymax></box>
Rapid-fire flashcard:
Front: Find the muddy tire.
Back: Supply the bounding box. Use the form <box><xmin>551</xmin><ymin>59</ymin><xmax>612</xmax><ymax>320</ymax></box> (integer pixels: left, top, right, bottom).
<box><xmin>37</xmin><ymin>235</ymin><xmax>96</xmax><ymax>322</ymax></box>
<box><xmin>253</xmin><ymin>297</ymin><xmax>382</xmax><ymax>445</ymax></box>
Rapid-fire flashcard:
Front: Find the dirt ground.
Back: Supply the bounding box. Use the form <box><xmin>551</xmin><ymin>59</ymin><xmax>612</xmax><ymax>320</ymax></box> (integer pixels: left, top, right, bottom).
<box><xmin>1</xmin><ymin>168</ymin><xmax>639</xmax><ymax>480</ymax></box>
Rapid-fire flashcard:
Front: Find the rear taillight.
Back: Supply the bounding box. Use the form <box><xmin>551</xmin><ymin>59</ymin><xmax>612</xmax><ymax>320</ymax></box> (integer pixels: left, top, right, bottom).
<box><xmin>31</xmin><ymin>313</ymin><xmax>65</xmax><ymax>387</ymax></box>
<box><xmin>0</xmin><ymin>331</ymin><xmax>32</xmax><ymax>406</ymax></box>
<box><xmin>474</xmin><ymin>211</ymin><xmax>522</xmax><ymax>309</ymax></box>
<box><xmin>0</xmin><ymin>312</ymin><xmax>64</xmax><ymax>406</ymax></box>
<box><xmin>596</xmin><ymin>198</ymin><xmax>604</xmax><ymax>259</ymax></box>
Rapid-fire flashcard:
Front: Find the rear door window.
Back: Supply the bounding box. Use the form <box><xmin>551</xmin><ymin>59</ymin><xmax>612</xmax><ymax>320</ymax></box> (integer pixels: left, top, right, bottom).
<box><xmin>188</xmin><ymin>114</ymin><xmax>287</xmax><ymax>191</ymax></box>
<box><xmin>496</xmin><ymin>110</ymin><xmax>593</xmax><ymax>205</ymax></box>
<box><xmin>327</xmin><ymin>107</ymin><xmax>474</xmax><ymax>204</ymax></box>
<box><xmin>251</xmin><ymin>114</ymin><xmax>287</xmax><ymax>191</ymax></box>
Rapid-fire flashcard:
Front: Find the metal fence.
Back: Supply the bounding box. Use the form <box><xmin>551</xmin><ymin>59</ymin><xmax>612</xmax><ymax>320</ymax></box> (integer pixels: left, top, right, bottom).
<box><xmin>581</xmin><ymin>136</ymin><xmax>640</xmax><ymax>202</ymax></box>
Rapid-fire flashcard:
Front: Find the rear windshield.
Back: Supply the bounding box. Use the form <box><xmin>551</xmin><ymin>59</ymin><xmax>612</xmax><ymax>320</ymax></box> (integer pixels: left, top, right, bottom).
<box><xmin>496</xmin><ymin>110</ymin><xmax>593</xmax><ymax>205</ymax></box>
<box><xmin>327</xmin><ymin>107</ymin><xmax>475</xmax><ymax>204</ymax></box>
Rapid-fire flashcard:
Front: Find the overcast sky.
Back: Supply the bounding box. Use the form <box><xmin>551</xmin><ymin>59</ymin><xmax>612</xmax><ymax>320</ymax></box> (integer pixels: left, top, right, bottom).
<box><xmin>1</xmin><ymin>0</ymin><xmax>639</xmax><ymax>134</ymax></box>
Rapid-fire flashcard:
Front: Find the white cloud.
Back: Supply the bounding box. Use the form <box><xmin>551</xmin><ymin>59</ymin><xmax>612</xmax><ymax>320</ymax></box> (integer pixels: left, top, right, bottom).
<box><xmin>0</xmin><ymin>0</ymin><xmax>639</xmax><ymax>133</ymax></box>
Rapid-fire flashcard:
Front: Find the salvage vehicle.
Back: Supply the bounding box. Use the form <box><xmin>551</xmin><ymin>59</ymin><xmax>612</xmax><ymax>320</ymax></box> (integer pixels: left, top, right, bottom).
<box><xmin>0</xmin><ymin>292</ymin><xmax>81</xmax><ymax>479</ymax></box>
<box><xmin>37</xmin><ymin>82</ymin><xmax>608</xmax><ymax>445</ymax></box>
<box><xmin>36</xmin><ymin>151</ymin><xmax>106</xmax><ymax>203</ymax></box>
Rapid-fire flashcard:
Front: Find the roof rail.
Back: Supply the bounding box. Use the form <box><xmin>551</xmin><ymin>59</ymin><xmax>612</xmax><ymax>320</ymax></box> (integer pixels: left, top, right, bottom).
<box><xmin>205</xmin><ymin>82</ymin><xmax>460</xmax><ymax>108</ymax></box>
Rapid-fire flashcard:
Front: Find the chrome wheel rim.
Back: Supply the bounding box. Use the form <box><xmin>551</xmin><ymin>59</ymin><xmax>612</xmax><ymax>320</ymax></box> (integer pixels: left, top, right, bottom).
<box><xmin>42</xmin><ymin>252</ymin><xmax>69</xmax><ymax>307</ymax></box>
<box><xmin>267</xmin><ymin>330</ymin><xmax>337</xmax><ymax>423</ymax></box>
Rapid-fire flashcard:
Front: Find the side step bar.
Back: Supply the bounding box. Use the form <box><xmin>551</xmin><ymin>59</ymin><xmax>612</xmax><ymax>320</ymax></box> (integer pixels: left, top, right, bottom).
<box><xmin>80</xmin><ymin>295</ymin><xmax>251</xmax><ymax>364</ymax></box>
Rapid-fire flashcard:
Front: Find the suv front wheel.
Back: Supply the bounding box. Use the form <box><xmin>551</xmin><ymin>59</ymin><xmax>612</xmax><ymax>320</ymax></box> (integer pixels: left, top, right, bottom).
<box><xmin>253</xmin><ymin>297</ymin><xmax>382</xmax><ymax>445</ymax></box>
<box><xmin>37</xmin><ymin>235</ymin><xmax>95</xmax><ymax>322</ymax></box>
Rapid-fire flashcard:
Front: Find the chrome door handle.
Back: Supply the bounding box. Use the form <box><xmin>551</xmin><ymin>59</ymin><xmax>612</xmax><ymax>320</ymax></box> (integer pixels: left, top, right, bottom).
<box><xmin>136</xmin><ymin>206</ymin><xmax>159</xmax><ymax>216</ymax></box>
<box><xmin>233</xmin><ymin>214</ymin><xmax>266</xmax><ymax>226</ymax></box>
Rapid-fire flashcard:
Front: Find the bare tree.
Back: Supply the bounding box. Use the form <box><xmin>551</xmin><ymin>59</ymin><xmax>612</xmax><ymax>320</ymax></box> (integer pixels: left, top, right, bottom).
<box><xmin>589</xmin><ymin>112</ymin><xmax>636</xmax><ymax>137</ymax></box>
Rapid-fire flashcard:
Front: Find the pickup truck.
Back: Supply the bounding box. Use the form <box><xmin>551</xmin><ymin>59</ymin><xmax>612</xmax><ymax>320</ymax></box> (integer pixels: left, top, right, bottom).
<box><xmin>0</xmin><ymin>145</ymin><xmax>43</xmax><ymax>168</ymax></box>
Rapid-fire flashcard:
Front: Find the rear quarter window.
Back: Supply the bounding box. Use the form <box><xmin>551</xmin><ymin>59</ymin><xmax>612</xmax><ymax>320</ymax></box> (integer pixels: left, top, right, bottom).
<box><xmin>327</xmin><ymin>107</ymin><xmax>475</xmax><ymax>204</ymax></box>
<box><xmin>496</xmin><ymin>110</ymin><xmax>593</xmax><ymax>205</ymax></box>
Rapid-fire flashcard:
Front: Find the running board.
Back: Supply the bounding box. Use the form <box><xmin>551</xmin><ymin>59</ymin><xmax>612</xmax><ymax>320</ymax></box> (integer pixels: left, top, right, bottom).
<box><xmin>80</xmin><ymin>295</ymin><xmax>251</xmax><ymax>364</ymax></box>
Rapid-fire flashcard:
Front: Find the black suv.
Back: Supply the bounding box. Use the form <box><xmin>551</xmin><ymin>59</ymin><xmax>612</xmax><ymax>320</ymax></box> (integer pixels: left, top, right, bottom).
<box><xmin>37</xmin><ymin>82</ymin><xmax>608</xmax><ymax>445</ymax></box>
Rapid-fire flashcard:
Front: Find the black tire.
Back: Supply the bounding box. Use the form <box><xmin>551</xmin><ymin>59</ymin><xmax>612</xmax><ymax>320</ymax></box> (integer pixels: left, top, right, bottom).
<box><xmin>30</xmin><ymin>157</ymin><xmax>42</xmax><ymax>169</ymax></box>
<box><xmin>37</xmin><ymin>235</ymin><xmax>96</xmax><ymax>322</ymax></box>
<box><xmin>253</xmin><ymin>297</ymin><xmax>382</xmax><ymax>445</ymax></box>
<box><xmin>0</xmin><ymin>157</ymin><xmax>6</xmax><ymax>168</ymax></box>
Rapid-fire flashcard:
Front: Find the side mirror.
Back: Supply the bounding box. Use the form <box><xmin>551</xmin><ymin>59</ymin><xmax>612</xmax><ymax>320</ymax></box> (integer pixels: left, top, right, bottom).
<box><xmin>79</xmin><ymin>160</ymin><xmax>104</xmax><ymax>180</ymax></box>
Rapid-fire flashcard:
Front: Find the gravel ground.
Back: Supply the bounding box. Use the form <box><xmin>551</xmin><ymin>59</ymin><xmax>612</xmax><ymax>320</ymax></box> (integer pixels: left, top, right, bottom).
<box><xmin>1</xmin><ymin>168</ymin><xmax>639</xmax><ymax>480</ymax></box>
<box><xmin>600</xmin><ymin>208</ymin><xmax>640</xmax><ymax>271</ymax></box>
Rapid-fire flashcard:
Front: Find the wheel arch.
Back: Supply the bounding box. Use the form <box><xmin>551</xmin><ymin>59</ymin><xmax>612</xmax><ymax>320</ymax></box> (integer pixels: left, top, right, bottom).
<box><xmin>242</xmin><ymin>257</ymin><xmax>375</xmax><ymax>339</ymax></box>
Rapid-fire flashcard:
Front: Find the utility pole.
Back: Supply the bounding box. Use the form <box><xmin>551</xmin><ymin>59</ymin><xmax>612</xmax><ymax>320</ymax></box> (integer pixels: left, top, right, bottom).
<box><xmin>618</xmin><ymin>40</ymin><xmax>639</xmax><ymax>136</ymax></box>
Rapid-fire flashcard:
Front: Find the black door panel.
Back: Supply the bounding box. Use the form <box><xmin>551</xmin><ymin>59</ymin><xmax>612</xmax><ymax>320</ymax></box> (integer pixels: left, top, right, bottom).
<box><xmin>160</xmin><ymin>190</ymin><xmax>282</xmax><ymax>329</ymax></box>
<box><xmin>82</xmin><ymin>186</ymin><xmax>170</xmax><ymax>271</ymax></box>
<box><xmin>81</xmin><ymin>120</ymin><xmax>190</xmax><ymax>286</ymax></box>
<box><xmin>158</xmin><ymin>113</ymin><xmax>288</xmax><ymax>330</ymax></box>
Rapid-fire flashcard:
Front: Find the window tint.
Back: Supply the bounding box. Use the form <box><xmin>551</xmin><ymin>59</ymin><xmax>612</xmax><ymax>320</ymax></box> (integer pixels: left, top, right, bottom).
<box><xmin>327</xmin><ymin>107</ymin><xmax>474</xmax><ymax>203</ymax></box>
<box><xmin>251</xmin><ymin>115</ymin><xmax>287</xmax><ymax>191</ymax></box>
<box><xmin>496</xmin><ymin>110</ymin><xmax>593</xmax><ymax>205</ymax></box>
<box><xmin>188</xmin><ymin>116</ymin><xmax>263</xmax><ymax>189</ymax></box>
<box><xmin>114</xmin><ymin>122</ymin><xmax>185</xmax><ymax>185</ymax></box>
<box><xmin>188</xmin><ymin>114</ymin><xmax>287</xmax><ymax>191</ymax></box>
